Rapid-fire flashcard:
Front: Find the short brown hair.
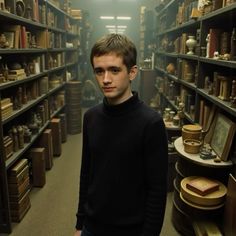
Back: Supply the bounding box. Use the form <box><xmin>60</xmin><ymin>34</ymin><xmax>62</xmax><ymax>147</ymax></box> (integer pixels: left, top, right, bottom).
<box><xmin>90</xmin><ymin>34</ymin><xmax>137</xmax><ymax>71</ymax></box>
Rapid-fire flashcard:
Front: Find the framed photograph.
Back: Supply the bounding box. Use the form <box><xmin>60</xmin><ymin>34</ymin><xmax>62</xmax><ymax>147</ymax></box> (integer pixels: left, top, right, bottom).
<box><xmin>210</xmin><ymin>113</ymin><xmax>236</xmax><ymax>161</ymax></box>
<box><xmin>4</xmin><ymin>31</ymin><xmax>15</xmax><ymax>48</ymax></box>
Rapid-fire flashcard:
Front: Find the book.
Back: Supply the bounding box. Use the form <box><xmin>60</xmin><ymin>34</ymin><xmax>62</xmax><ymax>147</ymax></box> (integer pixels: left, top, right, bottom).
<box><xmin>186</xmin><ymin>177</ymin><xmax>220</xmax><ymax>196</ymax></box>
<box><xmin>209</xmin><ymin>28</ymin><xmax>222</xmax><ymax>58</ymax></box>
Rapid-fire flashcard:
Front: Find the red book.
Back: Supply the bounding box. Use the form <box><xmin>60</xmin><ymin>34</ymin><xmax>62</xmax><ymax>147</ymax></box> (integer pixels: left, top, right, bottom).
<box><xmin>186</xmin><ymin>177</ymin><xmax>220</xmax><ymax>196</ymax></box>
<box><xmin>209</xmin><ymin>28</ymin><xmax>221</xmax><ymax>58</ymax></box>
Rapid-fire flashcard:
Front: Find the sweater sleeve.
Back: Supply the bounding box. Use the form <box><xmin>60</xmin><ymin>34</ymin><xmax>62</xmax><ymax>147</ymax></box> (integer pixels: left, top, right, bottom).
<box><xmin>75</xmin><ymin>114</ymin><xmax>90</xmax><ymax>230</ymax></box>
<box><xmin>142</xmin><ymin>117</ymin><xmax>168</xmax><ymax>236</ymax></box>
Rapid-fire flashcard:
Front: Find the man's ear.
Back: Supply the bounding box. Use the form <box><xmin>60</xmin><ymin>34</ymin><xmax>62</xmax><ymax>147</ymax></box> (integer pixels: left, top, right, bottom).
<box><xmin>129</xmin><ymin>65</ymin><xmax>138</xmax><ymax>81</ymax></box>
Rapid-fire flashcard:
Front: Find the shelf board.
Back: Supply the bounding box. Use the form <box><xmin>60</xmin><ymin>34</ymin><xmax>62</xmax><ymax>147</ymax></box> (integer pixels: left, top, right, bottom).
<box><xmin>197</xmin><ymin>89</ymin><xmax>236</xmax><ymax>117</ymax></box>
<box><xmin>2</xmin><ymin>94</ymin><xmax>47</xmax><ymax>125</ymax></box>
<box><xmin>174</xmin><ymin>137</ymin><xmax>233</xmax><ymax>168</ymax></box>
<box><xmin>199</xmin><ymin>57</ymin><xmax>236</xmax><ymax>69</ymax></box>
<box><xmin>0</xmin><ymin>48</ymin><xmax>47</xmax><ymax>54</ymax></box>
<box><xmin>200</xmin><ymin>3</ymin><xmax>236</xmax><ymax>22</ymax></box>
<box><xmin>0</xmin><ymin>11</ymin><xmax>46</xmax><ymax>29</ymax></box>
<box><xmin>0</xmin><ymin>72</ymin><xmax>47</xmax><ymax>91</ymax></box>
<box><xmin>5</xmin><ymin>121</ymin><xmax>49</xmax><ymax>169</ymax></box>
<box><xmin>179</xmin><ymin>80</ymin><xmax>197</xmax><ymax>90</ymax></box>
<box><xmin>47</xmin><ymin>65</ymin><xmax>66</xmax><ymax>73</ymax></box>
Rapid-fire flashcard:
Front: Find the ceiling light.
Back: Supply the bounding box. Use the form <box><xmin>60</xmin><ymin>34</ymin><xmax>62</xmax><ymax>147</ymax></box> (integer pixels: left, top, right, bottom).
<box><xmin>117</xmin><ymin>25</ymin><xmax>127</xmax><ymax>29</ymax></box>
<box><xmin>106</xmin><ymin>25</ymin><xmax>116</xmax><ymax>28</ymax></box>
<box><xmin>100</xmin><ymin>16</ymin><xmax>114</xmax><ymax>19</ymax></box>
<box><xmin>116</xmin><ymin>16</ymin><xmax>131</xmax><ymax>20</ymax></box>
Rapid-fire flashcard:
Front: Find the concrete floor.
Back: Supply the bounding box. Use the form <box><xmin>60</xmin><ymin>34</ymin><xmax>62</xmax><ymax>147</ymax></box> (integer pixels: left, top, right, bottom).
<box><xmin>1</xmin><ymin>132</ymin><xmax>181</xmax><ymax>236</ymax></box>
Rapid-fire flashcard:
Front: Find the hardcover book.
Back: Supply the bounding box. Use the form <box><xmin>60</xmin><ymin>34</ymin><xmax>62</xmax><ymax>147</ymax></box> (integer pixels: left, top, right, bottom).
<box><xmin>186</xmin><ymin>177</ymin><xmax>220</xmax><ymax>196</ymax></box>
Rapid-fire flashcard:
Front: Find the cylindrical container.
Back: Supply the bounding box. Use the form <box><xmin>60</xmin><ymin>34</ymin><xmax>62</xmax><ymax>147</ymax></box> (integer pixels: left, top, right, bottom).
<box><xmin>182</xmin><ymin>124</ymin><xmax>202</xmax><ymax>142</ymax></box>
<box><xmin>183</xmin><ymin>139</ymin><xmax>202</xmax><ymax>154</ymax></box>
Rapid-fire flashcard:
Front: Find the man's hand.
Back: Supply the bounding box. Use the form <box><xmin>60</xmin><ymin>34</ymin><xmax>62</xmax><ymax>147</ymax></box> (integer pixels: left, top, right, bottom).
<box><xmin>74</xmin><ymin>230</ymin><xmax>81</xmax><ymax>236</ymax></box>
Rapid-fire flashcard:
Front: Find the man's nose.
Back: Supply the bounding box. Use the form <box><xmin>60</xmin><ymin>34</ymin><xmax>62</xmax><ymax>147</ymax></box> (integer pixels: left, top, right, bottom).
<box><xmin>103</xmin><ymin>71</ymin><xmax>111</xmax><ymax>83</ymax></box>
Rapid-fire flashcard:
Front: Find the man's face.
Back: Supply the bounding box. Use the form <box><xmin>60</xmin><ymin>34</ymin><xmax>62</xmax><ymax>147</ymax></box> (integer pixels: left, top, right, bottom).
<box><xmin>93</xmin><ymin>52</ymin><xmax>137</xmax><ymax>105</ymax></box>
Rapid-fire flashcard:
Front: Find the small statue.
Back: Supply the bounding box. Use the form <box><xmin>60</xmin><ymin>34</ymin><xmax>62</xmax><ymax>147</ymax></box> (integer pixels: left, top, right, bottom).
<box><xmin>213</xmin><ymin>51</ymin><xmax>220</xmax><ymax>60</ymax></box>
<box><xmin>0</xmin><ymin>34</ymin><xmax>9</xmax><ymax>48</ymax></box>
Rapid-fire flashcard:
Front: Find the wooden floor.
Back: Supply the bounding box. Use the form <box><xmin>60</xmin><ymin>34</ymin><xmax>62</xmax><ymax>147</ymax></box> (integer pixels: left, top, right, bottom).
<box><xmin>1</xmin><ymin>133</ymin><xmax>181</xmax><ymax>236</ymax></box>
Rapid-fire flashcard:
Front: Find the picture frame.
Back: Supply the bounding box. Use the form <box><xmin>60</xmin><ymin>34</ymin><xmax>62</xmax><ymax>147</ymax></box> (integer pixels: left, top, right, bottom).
<box><xmin>4</xmin><ymin>31</ymin><xmax>15</xmax><ymax>49</ymax></box>
<box><xmin>210</xmin><ymin>113</ymin><xmax>236</xmax><ymax>161</ymax></box>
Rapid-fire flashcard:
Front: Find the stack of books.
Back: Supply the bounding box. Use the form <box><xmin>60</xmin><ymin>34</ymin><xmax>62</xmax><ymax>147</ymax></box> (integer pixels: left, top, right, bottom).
<box><xmin>1</xmin><ymin>98</ymin><xmax>13</xmax><ymax>120</ymax></box>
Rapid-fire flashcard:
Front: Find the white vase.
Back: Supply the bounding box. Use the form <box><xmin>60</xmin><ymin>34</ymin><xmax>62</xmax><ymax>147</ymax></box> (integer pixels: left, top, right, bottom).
<box><xmin>186</xmin><ymin>36</ymin><xmax>197</xmax><ymax>55</ymax></box>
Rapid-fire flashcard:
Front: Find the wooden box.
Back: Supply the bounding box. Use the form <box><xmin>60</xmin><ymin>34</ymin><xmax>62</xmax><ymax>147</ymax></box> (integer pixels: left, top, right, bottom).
<box><xmin>50</xmin><ymin>118</ymin><xmax>62</xmax><ymax>156</ymax></box>
<box><xmin>38</xmin><ymin>129</ymin><xmax>53</xmax><ymax>170</ymax></box>
<box><xmin>29</xmin><ymin>148</ymin><xmax>46</xmax><ymax>187</ymax></box>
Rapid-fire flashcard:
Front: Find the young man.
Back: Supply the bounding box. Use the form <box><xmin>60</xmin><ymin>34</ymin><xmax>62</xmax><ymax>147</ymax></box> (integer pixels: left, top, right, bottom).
<box><xmin>74</xmin><ymin>34</ymin><xmax>168</xmax><ymax>236</ymax></box>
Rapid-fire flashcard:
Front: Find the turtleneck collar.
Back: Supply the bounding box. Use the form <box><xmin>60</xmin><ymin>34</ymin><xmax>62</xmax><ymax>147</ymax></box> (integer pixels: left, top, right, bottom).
<box><xmin>103</xmin><ymin>91</ymin><xmax>142</xmax><ymax>116</ymax></box>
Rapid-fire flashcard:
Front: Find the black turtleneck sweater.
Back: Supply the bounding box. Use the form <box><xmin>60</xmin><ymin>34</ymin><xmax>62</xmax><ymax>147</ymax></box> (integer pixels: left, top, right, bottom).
<box><xmin>76</xmin><ymin>92</ymin><xmax>168</xmax><ymax>236</ymax></box>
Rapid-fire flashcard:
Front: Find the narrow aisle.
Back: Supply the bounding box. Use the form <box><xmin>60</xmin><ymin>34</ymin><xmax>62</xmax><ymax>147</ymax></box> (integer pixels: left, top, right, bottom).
<box><xmin>7</xmin><ymin>133</ymin><xmax>82</xmax><ymax>236</ymax></box>
<box><xmin>2</xmin><ymin>130</ymin><xmax>180</xmax><ymax>236</ymax></box>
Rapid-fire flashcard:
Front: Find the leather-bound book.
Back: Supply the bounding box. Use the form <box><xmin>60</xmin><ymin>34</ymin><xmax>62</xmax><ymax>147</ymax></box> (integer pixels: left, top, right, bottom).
<box><xmin>220</xmin><ymin>31</ymin><xmax>230</xmax><ymax>55</ymax></box>
<box><xmin>50</xmin><ymin>118</ymin><xmax>62</xmax><ymax>156</ymax></box>
<box><xmin>209</xmin><ymin>28</ymin><xmax>222</xmax><ymax>58</ymax></box>
<box><xmin>29</xmin><ymin>148</ymin><xmax>46</xmax><ymax>187</ymax></box>
<box><xmin>38</xmin><ymin>129</ymin><xmax>53</xmax><ymax>170</ymax></box>
<box><xmin>186</xmin><ymin>176</ymin><xmax>220</xmax><ymax>196</ymax></box>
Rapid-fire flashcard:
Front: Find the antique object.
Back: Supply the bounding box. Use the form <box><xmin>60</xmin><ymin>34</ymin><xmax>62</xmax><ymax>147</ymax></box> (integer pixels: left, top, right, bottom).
<box><xmin>166</xmin><ymin>63</ymin><xmax>175</xmax><ymax>74</ymax></box>
<box><xmin>186</xmin><ymin>36</ymin><xmax>197</xmax><ymax>55</ymax></box>
<box><xmin>23</xmin><ymin>126</ymin><xmax>31</xmax><ymax>143</ymax></box>
<box><xmin>17</xmin><ymin>125</ymin><xmax>24</xmax><ymax>149</ymax></box>
<box><xmin>182</xmin><ymin>124</ymin><xmax>202</xmax><ymax>142</ymax></box>
<box><xmin>28</xmin><ymin>112</ymin><xmax>39</xmax><ymax>134</ymax></box>
<box><xmin>16</xmin><ymin>0</ymin><xmax>25</xmax><ymax>17</ymax></box>
<box><xmin>210</xmin><ymin>113</ymin><xmax>236</xmax><ymax>161</ymax></box>
<box><xmin>200</xmin><ymin>144</ymin><xmax>215</xmax><ymax>160</ymax></box>
<box><xmin>217</xmin><ymin>75</ymin><xmax>230</xmax><ymax>101</ymax></box>
<box><xmin>213</xmin><ymin>51</ymin><xmax>220</xmax><ymax>60</ymax></box>
<box><xmin>177</xmin><ymin>102</ymin><xmax>185</xmax><ymax>126</ymax></box>
<box><xmin>181</xmin><ymin>176</ymin><xmax>227</xmax><ymax>208</ymax></box>
<box><xmin>0</xmin><ymin>0</ymin><xmax>6</xmax><ymax>11</ymax></box>
<box><xmin>26</xmin><ymin>4</ymin><xmax>32</xmax><ymax>20</ymax></box>
<box><xmin>183</xmin><ymin>139</ymin><xmax>202</xmax><ymax>154</ymax></box>
<box><xmin>0</xmin><ymin>34</ymin><xmax>9</xmax><ymax>48</ymax></box>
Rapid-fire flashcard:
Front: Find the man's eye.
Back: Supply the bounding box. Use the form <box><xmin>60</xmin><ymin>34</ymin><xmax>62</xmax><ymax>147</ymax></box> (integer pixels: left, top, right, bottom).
<box><xmin>94</xmin><ymin>69</ymin><xmax>104</xmax><ymax>75</ymax></box>
<box><xmin>111</xmin><ymin>68</ymin><xmax>120</xmax><ymax>74</ymax></box>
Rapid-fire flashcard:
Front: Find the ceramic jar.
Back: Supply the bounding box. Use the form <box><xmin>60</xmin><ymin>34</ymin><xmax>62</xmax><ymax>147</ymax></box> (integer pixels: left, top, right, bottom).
<box><xmin>186</xmin><ymin>36</ymin><xmax>197</xmax><ymax>55</ymax></box>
